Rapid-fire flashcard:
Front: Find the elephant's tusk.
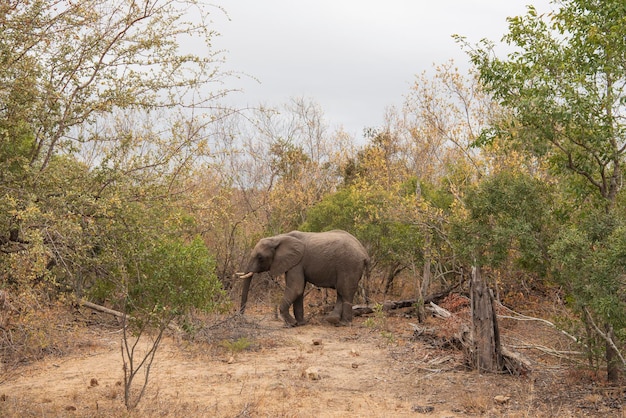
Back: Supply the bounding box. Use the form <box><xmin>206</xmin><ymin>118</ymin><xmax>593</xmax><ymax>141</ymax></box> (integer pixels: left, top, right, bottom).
<box><xmin>236</xmin><ymin>272</ymin><xmax>254</xmax><ymax>279</ymax></box>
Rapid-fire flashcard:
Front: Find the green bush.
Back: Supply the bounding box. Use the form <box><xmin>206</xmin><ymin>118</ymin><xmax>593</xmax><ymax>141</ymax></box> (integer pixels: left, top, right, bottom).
<box><xmin>125</xmin><ymin>236</ymin><xmax>229</xmax><ymax>324</ymax></box>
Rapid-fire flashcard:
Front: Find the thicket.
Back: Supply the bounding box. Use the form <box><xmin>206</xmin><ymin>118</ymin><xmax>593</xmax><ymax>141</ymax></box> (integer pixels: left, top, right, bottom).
<box><xmin>0</xmin><ymin>0</ymin><xmax>624</xmax><ymax>383</ymax></box>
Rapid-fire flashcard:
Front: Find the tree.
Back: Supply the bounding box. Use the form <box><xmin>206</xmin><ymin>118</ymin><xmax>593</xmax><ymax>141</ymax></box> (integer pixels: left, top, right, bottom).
<box><xmin>120</xmin><ymin>237</ymin><xmax>227</xmax><ymax>410</ymax></box>
<box><xmin>462</xmin><ymin>0</ymin><xmax>626</xmax><ymax>381</ymax></box>
<box><xmin>402</xmin><ymin>60</ymin><xmax>495</xmax><ymax>185</ymax></box>
<box><xmin>0</xmin><ymin>0</ymin><xmax>233</xmax><ymax>280</ymax></box>
<box><xmin>0</xmin><ymin>1</ymin><xmax>236</xmax><ymax>392</ymax></box>
<box><xmin>303</xmin><ymin>179</ymin><xmax>422</xmax><ymax>298</ymax></box>
<box><xmin>462</xmin><ymin>1</ymin><xmax>626</xmax><ymax>207</ymax></box>
<box><xmin>391</xmin><ymin>62</ymin><xmax>497</xmax><ymax>305</ymax></box>
<box><xmin>453</xmin><ymin>170</ymin><xmax>556</xmax><ymax>278</ymax></box>
<box><xmin>225</xmin><ymin>97</ymin><xmax>348</xmax><ymax>235</ymax></box>
<box><xmin>2</xmin><ymin>0</ymin><xmax>231</xmax><ymax>170</ymax></box>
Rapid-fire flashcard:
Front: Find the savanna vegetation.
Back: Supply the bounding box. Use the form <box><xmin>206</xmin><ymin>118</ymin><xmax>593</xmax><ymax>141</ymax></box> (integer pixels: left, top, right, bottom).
<box><xmin>1</xmin><ymin>0</ymin><xmax>625</xmax><ymax>411</ymax></box>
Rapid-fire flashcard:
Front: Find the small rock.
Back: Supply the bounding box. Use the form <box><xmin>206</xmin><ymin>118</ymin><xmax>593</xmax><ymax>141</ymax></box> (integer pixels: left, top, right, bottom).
<box><xmin>494</xmin><ymin>395</ymin><xmax>510</xmax><ymax>404</ymax></box>
<box><xmin>65</xmin><ymin>405</ymin><xmax>77</xmax><ymax>411</ymax></box>
<box><xmin>303</xmin><ymin>367</ymin><xmax>320</xmax><ymax>380</ymax></box>
<box><xmin>90</xmin><ymin>378</ymin><xmax>99</xmax><ymax>387</ymax></box>
<box><xmin>350</xmin><ymin>349</ymin><xmax>360</xmax><ymax>356</ymax></box>
<box><xmin>351</xmin><ymin>363</ymin><xmax>359</xmax><ymax>369</ymax></box>
<box><xmin>227</xmin><ymin>356</ymin><xmax>235</xmax><ymax>364</ymax></box>
<box><xmin>312</xmin><ymin>339</ymin><xmax>323</xmax><ymax>345</ymax></box>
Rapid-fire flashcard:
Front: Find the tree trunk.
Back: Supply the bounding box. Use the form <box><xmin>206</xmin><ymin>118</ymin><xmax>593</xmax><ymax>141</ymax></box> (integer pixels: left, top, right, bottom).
<box><xmin>606</xmin><ymin>324</ymin><xmax>619</xmax><ymax>383</ymax></box>
<box><xmin>383</xmin><ymin>264</ymin><xmax>405</xmax><ymax>295</ymax></box>
<box><xmin>421</xmin><ymin>233</ymin><xmax>432</xmax><ymax>298</ymax></box>
<box><xmin>470</xmin><ymin>266</ymin><xmax>503</xmax><ymax>372</ymax></box>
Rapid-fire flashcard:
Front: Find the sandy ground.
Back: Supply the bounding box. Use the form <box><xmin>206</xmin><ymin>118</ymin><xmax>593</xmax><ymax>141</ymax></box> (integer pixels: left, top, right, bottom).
<box><xmin>0</xmin><ymin>304</ymin><xmax>623</xmax><ymax>417</ymax></box>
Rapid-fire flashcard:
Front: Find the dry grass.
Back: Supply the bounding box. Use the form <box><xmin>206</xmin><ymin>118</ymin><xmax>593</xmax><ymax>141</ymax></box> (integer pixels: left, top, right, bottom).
<box><xmin>0</xmin><ymin>289</ymin><xmax>624</xmax><ymax>417</ymax></box>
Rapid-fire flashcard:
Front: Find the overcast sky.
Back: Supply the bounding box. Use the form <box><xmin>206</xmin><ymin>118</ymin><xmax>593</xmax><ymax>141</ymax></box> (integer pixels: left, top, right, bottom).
<box><xmin>213</xmin><ymin>0</ymin><xmax>554</xmax><ymax>139</ymax></box>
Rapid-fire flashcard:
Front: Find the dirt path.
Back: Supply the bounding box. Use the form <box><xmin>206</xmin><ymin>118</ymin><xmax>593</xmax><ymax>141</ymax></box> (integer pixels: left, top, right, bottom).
<box><xmin>0</xmin><ymin>310</ymin><xmax>621</xmax><ymax>417</ymax></box>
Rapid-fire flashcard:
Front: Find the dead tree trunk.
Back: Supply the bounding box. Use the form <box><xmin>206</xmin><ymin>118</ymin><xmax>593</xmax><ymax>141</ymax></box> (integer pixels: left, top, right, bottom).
<box><xmin>470</xmin><ymin>266</ymin><xmax>503</xmax><ymax>372</ymax></box>
<box><xmin>415</xmin><ymin>233</ymin><xmax>432</xmax><ymax>323</ymax></box>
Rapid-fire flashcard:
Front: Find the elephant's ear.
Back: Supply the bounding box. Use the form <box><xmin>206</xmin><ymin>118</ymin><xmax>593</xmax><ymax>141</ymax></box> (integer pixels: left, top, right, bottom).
<box><xmin>270</xmin><ymin>235</ymin><xmax>305</xmax><ymax>276</ymax></box>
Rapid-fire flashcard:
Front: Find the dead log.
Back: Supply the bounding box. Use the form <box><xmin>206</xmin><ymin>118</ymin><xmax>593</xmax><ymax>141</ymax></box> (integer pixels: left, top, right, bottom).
<box><xmin>353</xmin><ymin>299</ymin><xmax>416</xmax><ymax>316</ymax></box>
<box><xmin>412</xmin><ymin>322</ymin><xmax>533</xmax><ymax>376</ymax></box>
<box><xmin>501</xmin><ymin>345</ymin><xmax>532</xmax><ymax>376</ymax></box>
<box><xmin>81</xmin><ymin>300</ymin><xmax>127</xmax><ymax>319</ymax></box>
<box><xmin>80</xmin><ymin>300</ymin><xmax>182</xmax><ymax>333</ymax></box>
<box><xmin>352</xmin><ymin>305</ymin><xmax>375</xmax><ymax>316</ymax></box>
<box><xmin>470</xmin><ymin>265</ymin><xmax>503</xmax><ymax>372</ymax></box>
<box><xmin>352</xmin><ymin>284</ymin><xmax>459</xmax><ymax>317</ymax></box>
<box><xmin>428</xmin><ymin>302</ymin><xmax>451</xmax><ymax>319</ymax></box>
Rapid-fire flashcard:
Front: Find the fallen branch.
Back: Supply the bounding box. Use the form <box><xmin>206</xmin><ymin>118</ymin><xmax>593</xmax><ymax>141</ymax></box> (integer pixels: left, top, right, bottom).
<box><xmin>80</xmin><ymin>300</ymin><xmax>182</xmax><ymax>333</ymax></box>
<box><xmin>352</xmin><ymin>290</ymin><xmax>457</xmax><ymax>317</ymax></box>
<box><xmin>411</xmin><ymin>321</ymin><xmax>532</xmax><ymax>376</ymax></box>
<box><xmin>353</xmin><ymin>299</ymin><xmax>416</xmax><ymax>316</ymax></box>
<box><xmin>81</xmin><ymin>300</ymin><xmax>127</xmax><ymax>319</ymax></box>
<box><xmin>495</xmin><ymin>301</ymin><xmax>581</xmax><ymax>345</ymax></box>
<box><xmin>508</xmin><ymin>343</ymin><xmax>583</xmax><ymax>359</ymax></box>
<box><xmin>428</xmin><ymin>302</ymin><xmax>451</xmax><ymax>319</ymax></box>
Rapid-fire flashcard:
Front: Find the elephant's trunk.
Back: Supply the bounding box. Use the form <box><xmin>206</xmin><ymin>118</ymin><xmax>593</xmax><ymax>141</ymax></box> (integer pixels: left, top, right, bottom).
<box><xmin>238</xmin><ymin>273</ymin><xmax>253</xmax><ymax>314</ymax></box>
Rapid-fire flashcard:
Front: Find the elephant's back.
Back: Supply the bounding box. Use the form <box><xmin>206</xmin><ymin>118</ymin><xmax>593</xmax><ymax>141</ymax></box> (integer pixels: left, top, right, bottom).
<box><xmin>286</xmin><ymin>229</ymin><xmax>369</xmax><ymax>264</ymax></box>
<box><xmin>307</xmin><ymin>231</ymin><xmax>368</xmax><ymax>264</ymax></box>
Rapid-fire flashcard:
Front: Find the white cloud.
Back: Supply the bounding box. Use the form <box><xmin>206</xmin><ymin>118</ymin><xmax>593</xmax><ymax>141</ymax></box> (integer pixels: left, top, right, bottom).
<box><xmin>213</xmin><ymin>0</ymin><xmax>554</xmax><ymax>137</ymax></box>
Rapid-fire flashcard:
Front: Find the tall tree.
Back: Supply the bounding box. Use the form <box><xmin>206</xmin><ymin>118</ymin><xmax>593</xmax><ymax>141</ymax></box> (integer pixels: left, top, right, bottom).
<box><xmin>461</xmin><ymin>0</ymin><xmax>626</xmax><ymax>208</ymax></box>
<box><xmin>246</xmin><ymin>97</ymin><xmax>348</xmax><ymax>234</ymax></box>
<box><xmin>402</xmin><ymin>60</ymin><xmax>495</xmax><ymax>185</ymax></box>
<box><xmin>0</xmin><ymin>0</ymin><xmax>233</xmax><ymax>278</ymax></box>
<box><xmin>0</xmin><ymin>1</ymin><xmax>234</xmax><ymax>372</ymax></box>
<box><xmin>1</xmin><ymin>0</ymin><xmax>231</xmax><ymax>171</ymax></box>
<box><xmin>461</xmin><ymin>0</ymin><xmax>626</xmax><ymax>381</ymax></box>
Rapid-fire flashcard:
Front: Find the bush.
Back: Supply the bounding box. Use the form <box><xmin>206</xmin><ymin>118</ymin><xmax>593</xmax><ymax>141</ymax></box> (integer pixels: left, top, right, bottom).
<box><xmin>125</xmin><ymin>236</ymin><xmax>229</xmax><ymax>325</ymax></box>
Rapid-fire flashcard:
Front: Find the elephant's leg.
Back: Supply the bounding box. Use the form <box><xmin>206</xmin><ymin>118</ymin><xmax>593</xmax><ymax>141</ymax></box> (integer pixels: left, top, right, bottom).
<box><xmin>293</xmin><ymin>293</ymin><xmax>307</xmax><ymax>326</ymax></box>
<box><xmin>340</xmin><ymin>300</ymin><xmax>353</xmax><ymax>325</ymax></box>
<box><xmin>336</xmin><ymin>288</ymin><xmax>357</xmax><ymax>326</ymax></box>
<box><xmin>279</xmin><ymin>292</ymin><xmax>298</xmax><ymax>327</ymax></box>
<box><xmin>325</xmin><ymin>293</ymin><xmax>343</xmax><ymax>325</ymax></box>
<box><xmin>280</xmin><ymin>273</ymin><xmax>305</xmax><ymax>327</ymax></box>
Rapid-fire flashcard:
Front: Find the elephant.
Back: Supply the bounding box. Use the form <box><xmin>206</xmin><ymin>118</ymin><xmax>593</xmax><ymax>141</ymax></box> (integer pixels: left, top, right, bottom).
<box><xmin>237</xmin><ymin>230</ymin><xmax>369</xmax><ymax>327</ymax></box>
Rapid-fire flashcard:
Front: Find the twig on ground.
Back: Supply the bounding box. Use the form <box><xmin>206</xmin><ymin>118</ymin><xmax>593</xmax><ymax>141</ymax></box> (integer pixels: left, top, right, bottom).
<box><xmin>508</xmin><ymin>343</ymin><xmax>583</xmax><ymax>359</ymax></box>
<box><xmin>495</xmin><ymin>301</ymin><xmax>580</xmax><ymax>344</ymax></box>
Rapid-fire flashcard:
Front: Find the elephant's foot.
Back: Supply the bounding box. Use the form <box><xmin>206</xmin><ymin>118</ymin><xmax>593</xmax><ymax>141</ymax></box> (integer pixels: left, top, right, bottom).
<box><xmin>296</xmin><ymin>318</ymin><xmax>308</xmax><ymax>326</ymax></box>
<box><xmin>280</xmin><ymin>313</ymin><xmax>298</xmax><ymax>327</ymax></box>
<box><xmin>325</xmin><ymin>315</ymin><xmax>341</xmax><ymax>325</ymax></box>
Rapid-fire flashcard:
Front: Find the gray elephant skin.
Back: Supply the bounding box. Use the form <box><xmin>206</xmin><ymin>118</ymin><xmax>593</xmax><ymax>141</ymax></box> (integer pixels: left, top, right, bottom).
<box><xmin>237</xmin><ymin>230</ymin><xmax>369</xmax><ymax>326</ymax></box>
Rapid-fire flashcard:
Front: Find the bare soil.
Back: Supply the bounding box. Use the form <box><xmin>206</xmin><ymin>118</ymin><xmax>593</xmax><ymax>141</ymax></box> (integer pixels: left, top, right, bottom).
<box><xmin>0</xmin><ymin>300</ymin><xmax>624</xmax><ymax>417</ymax></box>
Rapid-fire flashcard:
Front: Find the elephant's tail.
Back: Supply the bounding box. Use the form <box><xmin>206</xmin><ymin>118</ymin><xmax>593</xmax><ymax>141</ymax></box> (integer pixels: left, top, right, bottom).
<box><xmin>360</xmin><ymin>257</ymin><xmax>371</xmax><ymax>305</ymax></box>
